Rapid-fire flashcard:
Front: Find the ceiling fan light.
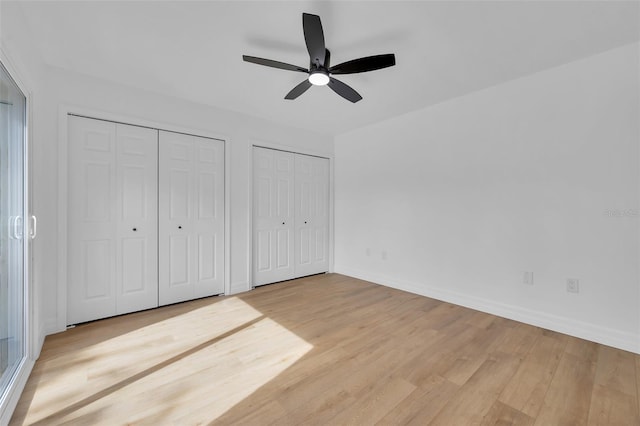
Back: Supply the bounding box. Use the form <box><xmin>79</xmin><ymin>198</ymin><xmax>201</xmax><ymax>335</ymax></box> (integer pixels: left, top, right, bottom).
<box><xmin>308</xmin><ymin>71</ymin><xmax>329</xmax><ymax>86</ymax></box>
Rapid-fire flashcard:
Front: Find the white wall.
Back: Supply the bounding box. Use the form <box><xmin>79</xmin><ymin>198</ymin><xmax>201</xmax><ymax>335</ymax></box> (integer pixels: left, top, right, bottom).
<box><xmin>0</xmin><ymin>3</ymin><xmax>47</xmax><ymax>422</ymax></box>
<box><xmin>0</xmin><ymin>2</ymin><xmax>42</xmax><ymax>89</ymax></box>
<box><xmin>1</xmin><ymin>0</ymin><xmax>45</xmax><ymax>350</ymax></box>
<box><xmin>335</xmin><ymin>42</ymin><xmax>640</xmax><ymax>353</ymax></box>
<box><xmin>33</xmin><ymin>66</ymin><xmax>333</xmax><ymax>335</ymax></box>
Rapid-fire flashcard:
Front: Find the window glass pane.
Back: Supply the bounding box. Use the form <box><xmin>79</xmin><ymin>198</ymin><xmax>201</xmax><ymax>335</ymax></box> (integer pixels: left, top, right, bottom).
<box><xmin>0</xmin><ymin>61</ymin><xmax>25</xmax><ymax>395</ymax></box>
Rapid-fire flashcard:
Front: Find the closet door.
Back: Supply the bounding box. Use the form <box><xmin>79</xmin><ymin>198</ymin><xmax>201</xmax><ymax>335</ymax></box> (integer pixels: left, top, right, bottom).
<box><xmin>158</xmin><ymin>131</ymin><xmax>224</xmax><ymax>305</ymax></box>
<box><xmin>294</xmin><ymin>154</ymin><xmax>329</xmax><ymax>277</ymax></box>
<box><xmin>253</xmin><ymin>147</ymin><xmax>295</xmax><ymax>286</ymax></box>
<box><xmin>68</xmin><ymin>116</ymin><xmax>158</xmax><ymax>324</ymax></box>
<box><xmin>115</xmin><ymin>124</ymin><xmax>159</xmax><ymax>314</ymax></box>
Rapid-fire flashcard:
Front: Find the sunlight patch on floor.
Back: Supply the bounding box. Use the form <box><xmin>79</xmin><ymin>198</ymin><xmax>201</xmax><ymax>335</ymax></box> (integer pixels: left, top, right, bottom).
<box><xmin>19</xmin><ymin>297</ymin><xmax>312</xmax><ymax>424</ymax></box>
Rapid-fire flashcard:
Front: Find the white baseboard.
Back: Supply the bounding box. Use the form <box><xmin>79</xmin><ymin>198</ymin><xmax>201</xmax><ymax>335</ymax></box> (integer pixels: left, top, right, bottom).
<box><xmin>35</xmin><ymin>323</ymin><xmax>46</xmax><ymax>359</ymax></box>
<box><xmin>44</xmin><ymin>318</ymin><xmax>64</xmax><ymax>337</ymax></box>
<box><xmin>335</xmin><ymin>266</ymin><xmax>640</xmax><ymax>354</ymax></box>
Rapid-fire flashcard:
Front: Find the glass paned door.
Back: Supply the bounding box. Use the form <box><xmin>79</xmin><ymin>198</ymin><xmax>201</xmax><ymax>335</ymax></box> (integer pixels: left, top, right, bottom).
<box><xmin>0</xmin><ymin>62</ymin><xmax>25</xmax><ymax>396</ymax></box>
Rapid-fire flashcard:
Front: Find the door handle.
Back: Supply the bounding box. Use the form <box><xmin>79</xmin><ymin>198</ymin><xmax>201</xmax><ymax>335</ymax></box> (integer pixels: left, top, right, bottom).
<box><xmin>11</xmin><ymin>216</ymin><xmax>23</xmax><ymax>240</ymax></box>
<box><xmin>29</xmin><ymin>215</ymin><xmax>37</xmax><ymax>239</ymax></box>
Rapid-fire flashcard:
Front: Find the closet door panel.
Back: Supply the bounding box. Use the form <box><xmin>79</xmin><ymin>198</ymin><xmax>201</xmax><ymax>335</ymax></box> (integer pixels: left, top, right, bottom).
<box><xmin>170</xmin><ymin>236</ymin><xmax>189</xmax><ymax>283</ymax></box>
<box><xmin>159</xmin><ymin>134</ymin><xmax>193</xmax><ymax>305</ymax></box>
<box><xmin>193</xmin><ymin>138</ymin><xmax>224</xmax><ymax>298</ymax></box>
<box><xmin>253</xmin><ymin>147</ymin><xmax>295</xmax><ymax>286</ymax></box>
<box><xmin>159</xmin><ymin>131</ymin><xmax>224</xmax><ymax>305</ymax></box>
<box><xmin>114</xmin><ymin>124</ymin><xmax>158</xmax><ymax>314</ymax></box>
<box><xmin>68</xmin><ymin>117</ymin><xmax>159</xmax><ymax>324</ymax></box>
<box><xmin>68</xmin><ymin>117</ymin><xmax>118</xmax><ymax>324</ymax></box>
<box><xmin>294</xmin><ymin>154</ymin><xmax>329</xmax><ymax>277</ymax></box>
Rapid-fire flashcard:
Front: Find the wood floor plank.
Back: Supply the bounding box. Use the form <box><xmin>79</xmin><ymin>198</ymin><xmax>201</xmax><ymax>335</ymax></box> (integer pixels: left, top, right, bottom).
<box><xmin>585</xmin><ymin>344</ymin><xmax>640</xmax><ymax>425</ymax></box>
<box><xmin>375</xmin><ymin>375</ymin><xmax>459</xmax><ymax>425</ymax></box>
<box><xmin>428</xmin><ymin>352</ymin><xmax>522</xmax><ymax>425</ymax></box>
<box><xmin>272</xmin><ymin>389</ymin><xmax>356</xmax><ymax>425</ymax></box>
<box><xmin>637</xmin><ymin>356</ymin><xmax>640</xmax><ymax>419</ymax></box>
<box><xmin>329</xmin><ymin>376</ymin><xmax>416</xmax><ymax>424</ymax></box>
<box><xmin>533</xmin><ymin>351</ymin><xmax>597</xmax><ymax>426</ymax></box>
<box><xmin>440</xmin><ymin>322</ymin><xmax>509</xmax><ymax>386</ymax></box>
<box><xmin>10</xmin><ymin>273</ymin><xmax>640</xmax><ymax>425</ymax></box>
<box><xmin>565</xmin><ymin>335</ymin><xmax>600</xmax><ymax>363</ymax></box>
<box><xmin>587</xmin><ymin>385</ymin><xmax>639</xmax><ymax>426</ymax></box>
<box><xmin>393</xmin><ymin>314</ymin><xmax>495</xmax><ymax>391</ymax></box>
<box><xmin>480</xmin><ymin>400</ymin><xmax>535</xmax><ymax>426</ymax></box>
<box><xmin>492</xmin><ymin>322</ymin><xmax>542</xmax><ymax>361</ymax></box>
<box><xmin>499</xmin><ymin>333</ymin><xmax>567</xmax><ymax>418</ymax></box>
<box><xmin>592</xmin><ymin>345</ymin><xmax>637</xmax><ymax>396</ymax></box>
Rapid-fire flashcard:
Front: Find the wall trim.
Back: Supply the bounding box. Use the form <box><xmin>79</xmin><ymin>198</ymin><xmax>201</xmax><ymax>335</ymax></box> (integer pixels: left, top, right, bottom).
<box><xmin>43</xmin><ymin>318</ymin><xmax>59</xmax><ymax>337</ymax></box>
<box><xmin>335</xmin><ymin>266</ymin><xmax>640</xmax><ymax>354</ymax></box>
<box><xmin>56</xmin><ymin>105</ymin><xmax>233</xmax><ymax>334</ymax></box>
<box><xmin>250</xmin><ymin>138</ymin><xmax>333</xmax><ymax>160</ymax></box>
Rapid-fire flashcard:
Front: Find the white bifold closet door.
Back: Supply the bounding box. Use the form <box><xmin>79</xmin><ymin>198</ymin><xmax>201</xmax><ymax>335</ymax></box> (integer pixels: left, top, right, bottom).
<box><xmin>253</xmin><ymin>148</ymin><xmax>295</xmax><ymax>285</ymax></box>
<box><xmin>253</xmin><ymin>147</ymin><xmax>329</xmax><ymax>286</ymax></box>
<box><xmin>68</xmin><ymin>116</ymin><xmax>158</xmax><ymax>325</ymax></box>
<box><xmin>158</xmin><ymin>131</ymin><xmax>224</xmax><ymax>305</ymax></box>
<box><xmin>294</xmin><ymin>153</ymin><xmax>329</xmax><ymax>277</ymax></box>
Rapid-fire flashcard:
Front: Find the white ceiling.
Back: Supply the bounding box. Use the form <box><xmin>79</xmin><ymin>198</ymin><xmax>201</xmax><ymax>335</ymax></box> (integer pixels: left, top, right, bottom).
<box><xmin>16</xmin><ymin>1</ymin><xmax>640</xmax><ymax>136</ymax></box>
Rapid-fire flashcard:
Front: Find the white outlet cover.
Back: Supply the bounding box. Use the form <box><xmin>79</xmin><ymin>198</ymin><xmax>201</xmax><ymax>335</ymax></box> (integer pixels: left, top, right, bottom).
<box><xmin>567</xmin><ymin>279</ymin><xmax>579</xmax><ymax>293</ymax></box>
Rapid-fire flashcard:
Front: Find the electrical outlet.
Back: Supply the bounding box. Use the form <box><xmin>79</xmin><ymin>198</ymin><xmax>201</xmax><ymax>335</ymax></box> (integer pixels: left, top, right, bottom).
<box><xmin>566</xmin><ymin>278</ymin><xmax>579</xmax><ymax>294</ymax></box>
<box><xmin>365</xmin><ymin>248</ymin><xmax>371</xmax><ymax>257</ymax></box>
<box><xmin>523</xmin><ymin>272</ymin><xmax>533</xmax><ymax>285</ymax></box>
<box><xmin>381</xmin><ymin>251</ymin><xmax>387</xmax><ymax>260</ymax></box>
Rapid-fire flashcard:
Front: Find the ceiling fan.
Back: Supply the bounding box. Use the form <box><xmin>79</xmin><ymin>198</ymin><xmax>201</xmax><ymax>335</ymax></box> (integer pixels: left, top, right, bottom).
<box><xmin>243</xmin><ymin>13</ymin><xmax>396</xmax><ymax>103</ymax></box>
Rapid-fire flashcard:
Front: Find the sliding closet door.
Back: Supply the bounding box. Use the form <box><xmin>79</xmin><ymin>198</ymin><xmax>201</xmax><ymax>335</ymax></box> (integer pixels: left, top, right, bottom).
<box><xmin>294</xmin><ymin>154</ymin><xmax>329</xmax><ymax>277</ymax></box>
<box><xmin>158</xmin><ymin>131</ymin><xmax>224</xmax><ymax>305</ymax></box>
<box><xmin>253</xmin><ymin>147</ymin><xmax>295</xmax><ymax>286</ymax></box>
<box><xmin>68</xmin><ymin>117</ymin><xmax>158</xmax><ymax>324</ymax></box>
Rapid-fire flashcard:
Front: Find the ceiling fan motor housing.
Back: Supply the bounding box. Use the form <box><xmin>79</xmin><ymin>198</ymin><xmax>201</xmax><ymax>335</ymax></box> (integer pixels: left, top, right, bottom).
<box><xmin>310</xmin><ymin>49</ymin><xmax>330</xmax><ymax>71</ymax></box>
<box><xmin>308</xmin><ymin>49</ymin><xmax>331</xmax><ymax>85</ymax></box>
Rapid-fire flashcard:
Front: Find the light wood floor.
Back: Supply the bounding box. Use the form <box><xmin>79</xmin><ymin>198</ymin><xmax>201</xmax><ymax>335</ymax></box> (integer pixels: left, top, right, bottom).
<box><xmin>10</xmin><ymin>273</ymin><xmax>640</xmax><ymax>425</ymax></box>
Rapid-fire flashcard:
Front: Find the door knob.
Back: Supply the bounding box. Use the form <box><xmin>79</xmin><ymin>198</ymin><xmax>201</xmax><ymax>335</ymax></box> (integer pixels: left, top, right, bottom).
<box><xmin>29</xmin><ymin>215</ymin><xmax>37</xmax><ymax>239</ymax></box>
<box><xmin>178</xmin><ymin>225</ymin><xmax>182</xmax><ymax>229</ymax></box>
<box><xmin>304</xmin><ymin>221</ymin><xmax>307</xmax><ymax>224</ymax></box>
<box><xmin>11</xmin><ymin>216</ymin><xmax>23</xmax><ymax>240</ymax></box>
<box><xmin>132</xmin><ymin>227</ymin><xmax>137</xmax><ymax>231</ymax></box>
<box><xmin>282</xmin><ymin>222</ymin><xmax>285</xmax><ymax>225</ymax></box>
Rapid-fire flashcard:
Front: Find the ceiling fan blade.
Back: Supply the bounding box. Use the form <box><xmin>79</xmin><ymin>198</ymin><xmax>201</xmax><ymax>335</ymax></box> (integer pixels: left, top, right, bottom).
<box><xmin>285</xmin><ymin>79</ymin><xmax>313</xmax><ymax>100</ymax></box>
<box><xmin>329</xmin><ymin>54</ymin><xmax>396</xmax><ymax>75</ymax></box>
<box><xmin>243</xmin><ymin>55</ymin><xmax>308</xmax><ymax>73</ymax></box>
<box><xmin>303</xmin><ymin>13</ymin><xmax>326</xmax><ymax>66</ymax></box>
<box><xmin>328</xmin><ymin>77</ymin><xmax>362</xmax><ymax>103</ymax></box>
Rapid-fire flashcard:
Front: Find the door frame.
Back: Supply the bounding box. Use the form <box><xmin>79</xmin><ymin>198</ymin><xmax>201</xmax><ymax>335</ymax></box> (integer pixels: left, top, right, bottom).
<box><xmin>0</xmin><ymin>48</ymin><xmax>35</xmax><ymax>424</ymax></box>
<box><xmin>248</xmin><ymin>140</ymin><xmax>334</xmax><ymax>289</ymax></box>
<box><xmin>56</xmin><ymin>107</ymin><xmax>231</xmax><ymax>334</ymax></box>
